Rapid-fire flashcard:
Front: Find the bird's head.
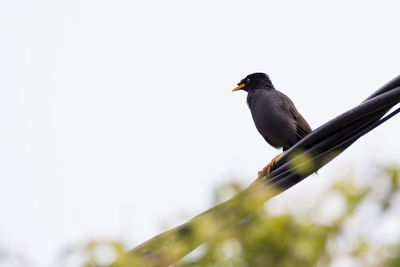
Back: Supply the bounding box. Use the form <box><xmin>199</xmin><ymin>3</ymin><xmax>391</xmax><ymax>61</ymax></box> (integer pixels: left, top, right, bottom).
<box><xmin>232</xmin><ymin>72</ymin><xmax>273</xmax><ymax>92</ymax></box>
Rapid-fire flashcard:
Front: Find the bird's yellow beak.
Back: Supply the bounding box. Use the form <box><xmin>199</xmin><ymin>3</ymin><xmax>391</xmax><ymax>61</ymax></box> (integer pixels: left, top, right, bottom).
<box><xmin>232</xmin><ymin>83</ymin><xmax>245</xmax><ymax>92</ymax></box>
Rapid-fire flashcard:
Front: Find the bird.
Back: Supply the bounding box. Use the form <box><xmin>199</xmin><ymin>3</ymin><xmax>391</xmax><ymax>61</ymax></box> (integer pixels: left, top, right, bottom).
<box><xmin>232</xmin><ymin>72</ymin><xmax>312</xmax><ymax>176</ymax></box>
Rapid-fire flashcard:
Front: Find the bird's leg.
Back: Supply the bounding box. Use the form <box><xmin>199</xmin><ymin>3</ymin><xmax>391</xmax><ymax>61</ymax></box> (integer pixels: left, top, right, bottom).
<box><xmin>258</xmin><ymin>152</ymin><xmax>284</xmax><ymax>176</ymax></box>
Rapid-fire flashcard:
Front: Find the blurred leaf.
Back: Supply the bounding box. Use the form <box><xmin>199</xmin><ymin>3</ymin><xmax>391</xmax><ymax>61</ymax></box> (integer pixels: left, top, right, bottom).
<box><xmin>79</xmin><ymin>165</ymin><xmax>400</xmax><ymax>267</ymax></box>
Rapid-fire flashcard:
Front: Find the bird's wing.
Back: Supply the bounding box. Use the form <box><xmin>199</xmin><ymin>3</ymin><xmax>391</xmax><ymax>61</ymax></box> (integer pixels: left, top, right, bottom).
<box><xmin>277</xmin><ymin>92</ymin><xmax>312</xmax><ymax>139</ymax></box>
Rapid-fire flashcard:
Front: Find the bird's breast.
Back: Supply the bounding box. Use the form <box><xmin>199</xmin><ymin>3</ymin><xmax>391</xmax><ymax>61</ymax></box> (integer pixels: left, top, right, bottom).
<box><xmin>248</xmin><ymin>90</ymin><xmax>297</xmax><ymax>148</ymax></box>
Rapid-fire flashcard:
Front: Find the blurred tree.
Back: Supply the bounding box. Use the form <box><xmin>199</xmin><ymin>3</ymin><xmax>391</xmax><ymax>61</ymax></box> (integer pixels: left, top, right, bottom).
<box><xmin>81</xmin><ymin>166</ymin><xmax>400</xmax><ymax>267</ymax></box>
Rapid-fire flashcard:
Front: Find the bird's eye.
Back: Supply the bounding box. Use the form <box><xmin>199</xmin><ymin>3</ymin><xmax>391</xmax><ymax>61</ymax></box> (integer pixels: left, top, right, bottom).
<box><xmin>246</xmin><ymin>78</ymin><xmax>250</xmax><ymax>82</ymax></box>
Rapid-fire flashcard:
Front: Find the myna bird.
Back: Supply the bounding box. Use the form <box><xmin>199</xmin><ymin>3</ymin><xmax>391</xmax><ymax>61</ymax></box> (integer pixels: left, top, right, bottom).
<box><xmin>232</xmin><ymin>72</ymin><xmax>312</xmax><ymax>175</ymax></box>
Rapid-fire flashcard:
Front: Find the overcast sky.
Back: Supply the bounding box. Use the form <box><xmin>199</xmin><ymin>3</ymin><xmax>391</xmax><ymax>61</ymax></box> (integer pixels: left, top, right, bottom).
<box><xmin>1</xmin><ymin>0</ymin><xmax>400</xmax><ymax>266</ymax></box>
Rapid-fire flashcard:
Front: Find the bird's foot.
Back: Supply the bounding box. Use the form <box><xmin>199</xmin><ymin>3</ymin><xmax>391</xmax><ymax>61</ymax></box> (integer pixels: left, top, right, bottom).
<box><xmin>258</xmin><ymin>152</ymin><xmax>284</xmax><ymax>176</ymax></box>
<box><xmin>257</xmin><ymin>165</ymin><xmax>270</xmax><ymax>176</ymax></box>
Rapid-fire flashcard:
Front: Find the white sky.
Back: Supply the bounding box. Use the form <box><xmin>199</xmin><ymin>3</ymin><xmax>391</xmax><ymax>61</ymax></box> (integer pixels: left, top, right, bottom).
<box><xmin>1</xmin><ymin>0</ymin><xmax>400</xmax><ymax>266</ymax></box>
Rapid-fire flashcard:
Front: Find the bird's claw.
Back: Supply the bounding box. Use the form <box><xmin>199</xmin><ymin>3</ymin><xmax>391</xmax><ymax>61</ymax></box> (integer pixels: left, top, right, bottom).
<box><xmin>258</xmin><ymin>162</ymin><xmax>274</xmax><ymax>177</ymax></box>
<box><xmin>258</xmin><ymin>163</ymin><xmax>273</xmax><ymax>176</ymax></box>
<box><xmin>258</xmin><ymin>152</ymin><xmax>284</xmax><ymax>177</ymax></box>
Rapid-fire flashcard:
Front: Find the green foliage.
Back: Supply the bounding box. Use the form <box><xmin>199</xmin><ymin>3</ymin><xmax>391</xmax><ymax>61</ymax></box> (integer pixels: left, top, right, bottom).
<box><xmin>177</xmin><ymin>190</ymin><xmax>333</xmax><ymax>267</ymax></box>
<box><xmin>83</xmin><ymin>166</ymin><xmax>400</xmax><ymax>267</ymax></box>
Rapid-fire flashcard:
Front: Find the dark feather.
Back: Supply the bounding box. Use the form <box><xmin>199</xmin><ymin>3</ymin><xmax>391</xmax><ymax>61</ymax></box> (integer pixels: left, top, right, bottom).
<box><xmin>278</xmin><ymin>92</ymin><xmax>312</xmax><ymax>141</ymax></box>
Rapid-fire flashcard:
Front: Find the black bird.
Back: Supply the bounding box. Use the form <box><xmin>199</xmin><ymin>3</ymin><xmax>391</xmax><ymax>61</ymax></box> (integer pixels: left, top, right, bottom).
<box><xmin>232</xmin><ymin>72</ymin><xmax>312</xmax><ymax>175</ymax></box>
